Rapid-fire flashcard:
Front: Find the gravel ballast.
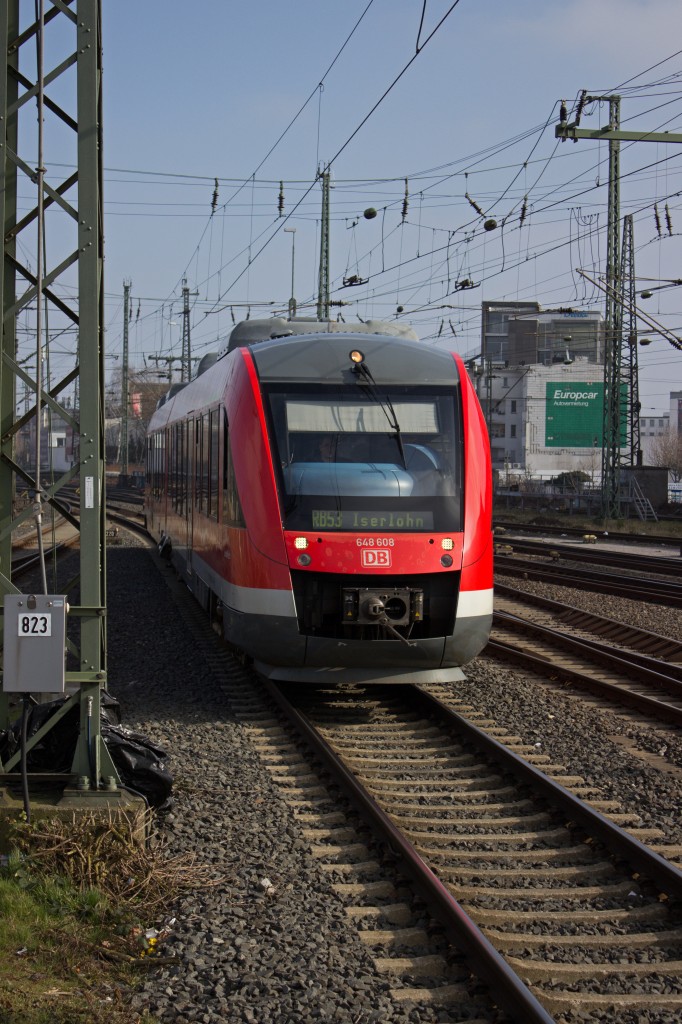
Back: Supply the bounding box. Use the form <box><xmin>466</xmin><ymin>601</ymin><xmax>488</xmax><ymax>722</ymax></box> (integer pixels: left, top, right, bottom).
<box><xmin>105</xmin><ymin>541</ymin><xmax>682</xmax><ymax>1022</ymax></box>
<box><xmin>107</xmin><ymin>544</ymin><xmax>473</xmax><ymax>1024</ymax></box>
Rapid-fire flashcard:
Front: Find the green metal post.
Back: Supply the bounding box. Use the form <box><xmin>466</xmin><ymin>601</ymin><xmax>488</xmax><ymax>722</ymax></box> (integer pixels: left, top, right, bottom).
<box><xmin>601</xmin><ymin>96</ymin><xmax>622</xmax><ymax>519</ymax></box>
<box><xmin>621</xmin><ymin>216</ymin><xmax>641</xmax><ymax>466</ymax></box>
<box><xmin>73</xmin><ymin>1</ymin><xmax>115</xmax><ymax>783</ymax></box>
<box><xmin>0</xmin><ymin>1</ymin><xmax>19</xmax><ymax>731</ymax></box>
<box><xmin>0</xmin><ymin>1</ymin><xmax>118</xmax><ymax>786</ymax></box>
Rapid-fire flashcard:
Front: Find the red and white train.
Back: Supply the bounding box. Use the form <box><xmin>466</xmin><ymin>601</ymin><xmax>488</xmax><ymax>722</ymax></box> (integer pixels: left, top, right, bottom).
<box><xmin>145</xmin><ymin>317</ymin><xmax>493</xmax><ymax>684</ymax></box>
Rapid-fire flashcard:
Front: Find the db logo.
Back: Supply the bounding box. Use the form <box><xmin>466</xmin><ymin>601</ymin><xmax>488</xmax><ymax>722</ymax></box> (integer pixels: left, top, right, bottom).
<box><xmin>361</xmin><ymin>549</ymin><xmax>391</xmax><ymax>567</ymax></box>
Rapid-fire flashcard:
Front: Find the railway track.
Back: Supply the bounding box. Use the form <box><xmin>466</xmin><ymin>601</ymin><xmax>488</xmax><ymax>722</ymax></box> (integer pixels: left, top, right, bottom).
<box><xmin>495</xmin><ymin>582</ymin><xmax>682</xmax><ymax>663</ymax></box>
<box><xmin>10</xmin><ymin>500</ymin><xmax>146</xmax><ymax>581</ymax></box>
<box><xmin>10</xmin><ymin>516</ymin><xmax>80</xmax><ymax>577</ymax></box>
<box><xmin>105</xmin><ymin>505</ymin><xmax>147</xmax><ymax>535</ymax></box>
<box><xmin>494</xmin><ymin>520</ymin><xmax>682</xmax><ymax>550</ymax></box>
<box><xmin>495</xmin><ymin>553</ymin><xmax>682</xmax><ymax>607</ymax></box>
<box><xmin>489</xmin><ymin>606</ymin><xmax>682</xmax><ymax>726</ymax></box>
<box><xmin>496</xmin><ymin>537</ymin><xmax>682</xmax><ymax>578</ymax></box>
<box><xmin>115</xmin><ymin>532</ymin><xmax>682</xmax><ymax>1023</ymax></box>
<box><xmin>260</xmin><ymin>680</ymin><xmax>682</xmax><ymax>1022</ymax></box>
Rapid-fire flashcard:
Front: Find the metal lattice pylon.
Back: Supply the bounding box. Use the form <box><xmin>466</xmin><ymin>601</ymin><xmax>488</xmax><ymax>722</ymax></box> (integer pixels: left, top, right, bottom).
<box><xmin>316</xmin><ymin>168</ymin><xmax>331</xmax><ymax>320</ymax></box>
<box><xmin>0</xmin><ymin>1</ymin><xmax>119</xmax><ymax>789</ymax></box>
<box><xmin>620</xmin><ymin>215</ymin><xmax>642</xmax><ymax>466</ymax></box>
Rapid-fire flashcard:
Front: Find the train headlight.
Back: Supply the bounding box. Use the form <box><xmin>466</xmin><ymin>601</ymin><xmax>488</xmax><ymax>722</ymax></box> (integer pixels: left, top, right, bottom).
<box><xmin>294</xmin><ymin>537</ymin><xmax>309</xmax><ymax>549</ymax></box>
<box><xmin>297</xmin><ymin>553</ymin><xmax>312</xmax><ymax>566</ymax></box>
<box><xmin>349</xmin><ymin>349</ymin><xmax>365</xmax><ymax>365</ymax></box>
<box><xmin>440</xmin><ymin>554</ymin><xmax>453</xmax><ymax>567</ymax></box>
<box><xmin>441</xmin><ymin>538</ymin><xmax>454</xmax><ymax>550</ymax></box>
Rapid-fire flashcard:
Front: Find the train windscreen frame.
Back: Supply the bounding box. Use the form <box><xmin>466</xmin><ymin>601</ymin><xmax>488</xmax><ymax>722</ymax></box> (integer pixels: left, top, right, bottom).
<box><xmin>264</xmin><ymin>384</ymin><xmax>463</xmax><ymax>532</ymax></box>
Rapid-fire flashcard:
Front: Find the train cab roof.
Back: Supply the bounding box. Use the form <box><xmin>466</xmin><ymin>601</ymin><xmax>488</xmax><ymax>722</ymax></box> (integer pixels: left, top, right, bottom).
<box><xmin>225</xmin><ymin>317</ymin><xmax>461</xmax><ymax>387</ymax></box>
<box><xmin>149</xmin><ymin>317</ymin><xmax>463</xmax><ymax>429</ymax></box>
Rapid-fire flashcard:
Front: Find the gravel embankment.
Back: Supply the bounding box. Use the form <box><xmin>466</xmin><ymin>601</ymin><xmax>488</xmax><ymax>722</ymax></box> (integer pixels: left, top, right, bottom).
<box><xmin>447</xmin><ymin>656</ymin><xmax>682</xmax><ymax>844</ymax></box>
<box><xmin>106</xmin><ymin>541</ymin><xmax>682</xmax><ymax>1022</ymax></box>
<box><xmin>108</xmin><ymin>543</ymin><xmax>469</xmax><ymax>1024</ymax></box>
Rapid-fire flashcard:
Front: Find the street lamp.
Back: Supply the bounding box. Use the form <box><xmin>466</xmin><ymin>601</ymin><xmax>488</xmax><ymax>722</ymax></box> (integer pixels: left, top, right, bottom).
<box><xmin>283</xmin><ymin>227</ymin><xmax>296</xmax><ymax>317</ymax></box>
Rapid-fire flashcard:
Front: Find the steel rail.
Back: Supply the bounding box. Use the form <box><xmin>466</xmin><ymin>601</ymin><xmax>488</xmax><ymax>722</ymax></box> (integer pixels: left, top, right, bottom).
<box><xmin>11</xmin><ymin>535</ymin><xmax>79</xmax><ymax>579</ymax></box>
<box><xmin>499</xmin><ymin>537</ymin><xmax>682</xmax><ymax>577</ymax></box>
<box><xmin>104</xmin><ymin>508</ymin><xmax>149</xmax><ymax>540</ymax></box>
<box><xmin>494</xmin><ymin>520</ymin><xmax>682</xmax><ymax>549</ymax></box>
<box><xmin>487</xmin><ymin>634</ymin><xmax>682</xmax><ymax>726</ymax></box>
<box><xmin>495</xmin><ymin>556</ymin><xmax>682</xmax><ymax>606</ymax></box>
<box><xmin>495</xmin><ymin>582</ymin><xmax>682</xmax><ymax>661</ymax></box>
<box><xmin>409</xmin><ymin>687</ymin><xmax>682</xmax><ymax>899</ymax></box>
<box><xmin>494</xmin><ymin>610</ymin><xmax>682</xmax><ymax>688</ymax></box>
<box><xmin>262</xmin><ymin>676</ymin><xmax>557</xmax><ymax>1024</ymax></box>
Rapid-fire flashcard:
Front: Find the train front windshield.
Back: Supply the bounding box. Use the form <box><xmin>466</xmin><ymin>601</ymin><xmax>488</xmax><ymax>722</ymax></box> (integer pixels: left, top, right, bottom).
<box><xmin>266</xmin><ymin>386</ymin><xmax>463</xmax><ymax>532</ymax></box>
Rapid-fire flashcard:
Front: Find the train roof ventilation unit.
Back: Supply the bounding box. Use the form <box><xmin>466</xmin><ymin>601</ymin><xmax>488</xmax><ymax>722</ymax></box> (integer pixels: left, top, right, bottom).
<box><xmin>195</xmin><ymin>352</ymin><xmax>219</xmax><ymax>378</ymax></box>
<box><xmin>225</xmin><ymin>317</ymin><xmax>419</xmax><ymax>353</ymax></box>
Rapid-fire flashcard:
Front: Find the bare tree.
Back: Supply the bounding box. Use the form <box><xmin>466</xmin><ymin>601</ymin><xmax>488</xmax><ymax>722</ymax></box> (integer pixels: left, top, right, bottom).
<box><xmin>650</xmin><ymin>430</ymin><xmax>682</xmax><ymax>482</ymax></box>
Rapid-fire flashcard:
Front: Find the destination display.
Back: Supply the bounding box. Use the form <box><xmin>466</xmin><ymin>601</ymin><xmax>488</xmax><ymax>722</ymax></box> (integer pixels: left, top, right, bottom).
<box><xmin>311</xmin><ymin>509</ymin><xmax>434</xmax><ymax>530</ymax></box>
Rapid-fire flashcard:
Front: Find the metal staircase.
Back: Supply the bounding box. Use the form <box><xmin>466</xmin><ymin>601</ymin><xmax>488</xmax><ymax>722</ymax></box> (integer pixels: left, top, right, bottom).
<box><xmin>626</xmin><ymin>475</ymin><xmax>658</xmax><ymax>521</ymax></box>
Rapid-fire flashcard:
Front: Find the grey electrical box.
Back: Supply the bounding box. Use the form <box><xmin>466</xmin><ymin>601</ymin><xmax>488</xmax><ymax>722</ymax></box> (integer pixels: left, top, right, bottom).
<box><xmin>2</xmin><ymin>594</ymin><xmax>68</xmax><ymax>694</ymax></box>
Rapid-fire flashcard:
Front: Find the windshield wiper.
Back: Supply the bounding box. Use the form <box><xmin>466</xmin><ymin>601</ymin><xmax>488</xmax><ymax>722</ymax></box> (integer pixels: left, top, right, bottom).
<box><xmin>354</xmin><ymin>362</ymin><xmax>407</xmax><ymax>469</ymax></box>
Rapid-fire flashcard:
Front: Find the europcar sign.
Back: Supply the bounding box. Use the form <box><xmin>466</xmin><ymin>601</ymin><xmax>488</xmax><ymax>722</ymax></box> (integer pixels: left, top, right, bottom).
<box><xmin>545</xmin><ymin>381</ymin><xmax>626</xmax><ymax>448</ymax></box>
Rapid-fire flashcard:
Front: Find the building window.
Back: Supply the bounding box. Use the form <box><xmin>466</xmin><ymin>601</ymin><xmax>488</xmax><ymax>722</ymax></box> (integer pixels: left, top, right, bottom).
<box><xmin>510</xmin><ymin>425</ymin><xmax>516</xmax><ymax>438</ymax></box>
<box><xmin>510</xmin><ymin>400</ymin><xmax>517</xmax><ymax>414</ymax></box>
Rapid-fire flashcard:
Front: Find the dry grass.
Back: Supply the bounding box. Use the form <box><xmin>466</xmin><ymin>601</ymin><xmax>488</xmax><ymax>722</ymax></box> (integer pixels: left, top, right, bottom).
<box><xmin>9</xmin><ymin>809</ymin><xmax>219</xmax><ymax>912</ymax></box>
<box><xmin>0</xmin><ymin>811</ymin><xmax>222</xmax><ymax>1023</ymax></box>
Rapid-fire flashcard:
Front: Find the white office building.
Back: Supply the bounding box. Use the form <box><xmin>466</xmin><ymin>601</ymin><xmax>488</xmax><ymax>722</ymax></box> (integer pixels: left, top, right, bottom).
<box><xmin>478</xmin><ymin>359</ymin><xmax>609</xmax><ymax>481</ymax></box>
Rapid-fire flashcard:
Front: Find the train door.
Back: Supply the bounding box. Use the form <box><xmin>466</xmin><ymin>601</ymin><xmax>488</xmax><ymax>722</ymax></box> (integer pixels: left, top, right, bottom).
<box><xmin>180</xmin><ymin>420</ymin><xmax>189</xmax><ymax>568</ymax></box>
<box><xmin>187</xmin><ymin>416</ymin><xmax>196</xmax><ymax>576</ymax></box>
<box><xmin>164</xmin><ymin>425</ymin><xmax>172</xmax><ymax>529</ymax></box>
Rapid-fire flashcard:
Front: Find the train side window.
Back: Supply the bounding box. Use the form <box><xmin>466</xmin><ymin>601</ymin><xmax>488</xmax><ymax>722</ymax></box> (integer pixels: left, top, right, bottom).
<box><xmin>202</xmin><ymin>413</ymin><xmax>210</xmax><ymax>514</ymax></box>
<box><xmin>161</xmin><ymin>428</ymin><xmax>166</xmax><ymax>493</ymax></box>
<box><xmin>175</xmin><ymin>421</ymin><xmax>182</xmax><ymax>516</ymax></box>
<box><xmin>177</xmin><ymin>422</ymin><xmax>184</xmax><ymax>514</ymax></box>
<box><xmin>170</xmin><ymin>425</ymin><xmax>176</xmax><ymax>512</ymax></box>
<box><xmin>167</xmin><ymin>426</ymin><xmax>175</xmax><ymax>510</ymax></box>
<box><xmin>155</xmin><ymin>430</ymin><xmax>165</xmax><ymax>499</ymax></box>
<box><xmin>222</xmin><ymin>411</ymin><xmax>245</xmax><ymax>526</ymax></box>
<box><xmin>194</xmin><ymin>418</ymin><xmax>202</xmax><ymax>511</ymax></box>
<box><xmin>146</xmin><ymin>436</ymin><xmax>152</xmax><ymax>493</ymax></box>
<box><xmin>209</xmin><ymin>408</ymin><xmax>219</xmax><ymax>520</ymax></box>
<box><xmin>160</xmin><ymin>431</ymin><xmax>166</xmax><ymax>499</ymax></box>
<box><xmin>180</xmin><ymin>420</ymin><xmax>187</xmax><ymax>517</ymax></box>
<box><xmin>186</xmin><ymin>418</ymin><xmax>193</xmax><ymax>516</ymax></box>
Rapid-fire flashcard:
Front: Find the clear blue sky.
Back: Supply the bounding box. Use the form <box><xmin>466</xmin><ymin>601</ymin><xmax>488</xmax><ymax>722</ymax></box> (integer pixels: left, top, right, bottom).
<box><xmin>32</xmin><ymin>1</ymin><xmax>682</xmax><ymax>413</ymax></box>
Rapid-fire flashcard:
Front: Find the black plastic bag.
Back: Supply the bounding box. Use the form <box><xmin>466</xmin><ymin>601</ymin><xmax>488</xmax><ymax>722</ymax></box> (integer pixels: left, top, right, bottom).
<box><xmin>101</xmin><ymin>723</ymin><xmax>174</xmax><ymax>811</ymax></box>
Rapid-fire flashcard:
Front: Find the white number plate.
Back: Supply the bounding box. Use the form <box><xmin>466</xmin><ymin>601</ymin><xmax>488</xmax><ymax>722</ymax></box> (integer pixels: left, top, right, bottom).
<box><xmin>17</xmin><ymin>613</ymin><xmax>52</xmax><ymax>637</ymax></box>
